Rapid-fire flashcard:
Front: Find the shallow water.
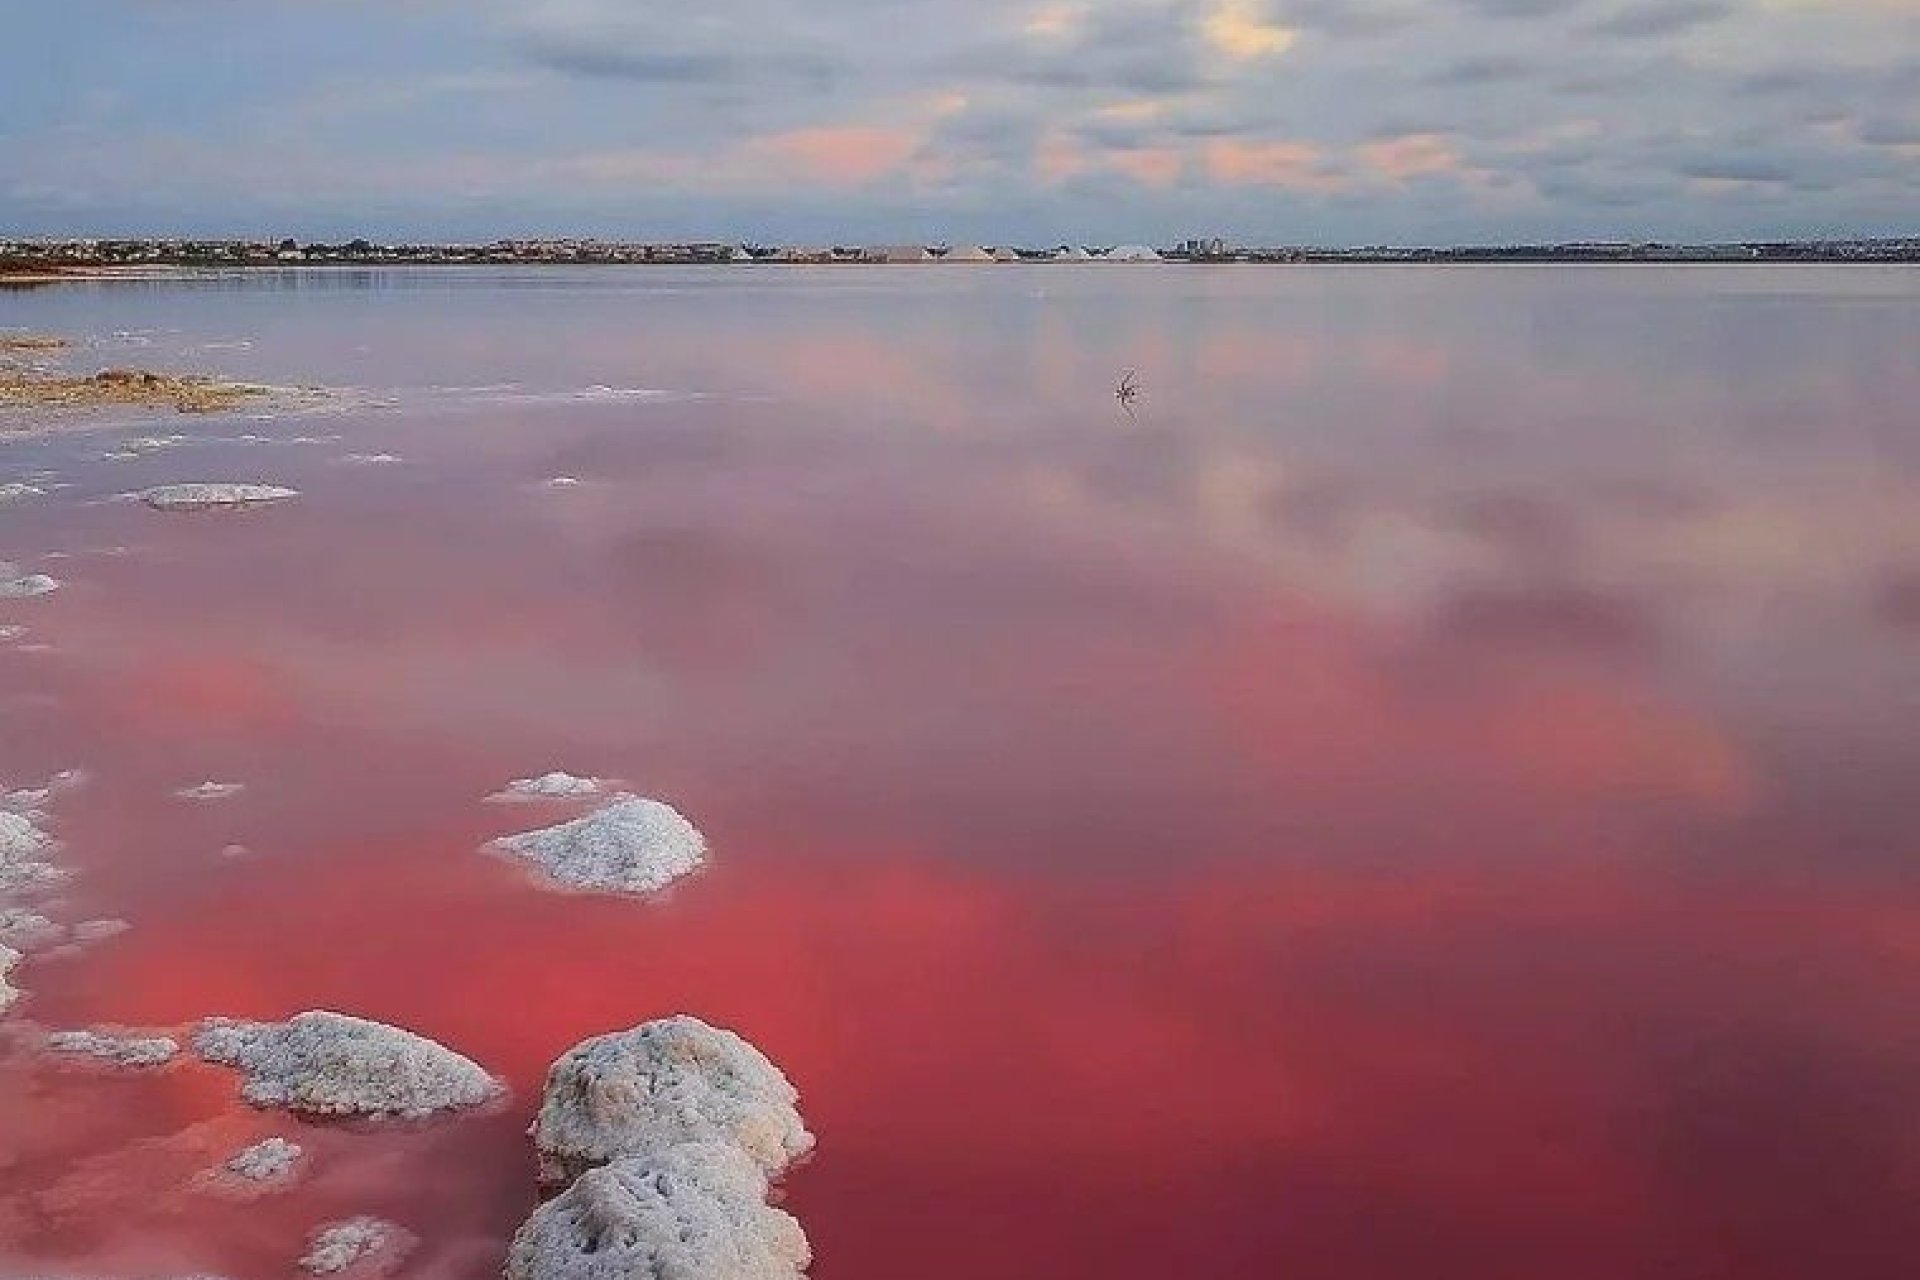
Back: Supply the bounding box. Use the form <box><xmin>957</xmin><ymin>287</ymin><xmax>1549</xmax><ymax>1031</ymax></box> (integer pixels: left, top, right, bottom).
<box><xmin>3</xmin><ymin>264</ymin><xmax>1920</xmax><ymax>1279</ymax></box>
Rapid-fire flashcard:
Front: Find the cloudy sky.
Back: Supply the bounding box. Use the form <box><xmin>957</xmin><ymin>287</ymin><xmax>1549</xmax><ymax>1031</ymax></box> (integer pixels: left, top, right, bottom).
<box><xmin>1</xmin><ymin>0</ymin><xmax>1914</xmax><ymax>244</ymax></box>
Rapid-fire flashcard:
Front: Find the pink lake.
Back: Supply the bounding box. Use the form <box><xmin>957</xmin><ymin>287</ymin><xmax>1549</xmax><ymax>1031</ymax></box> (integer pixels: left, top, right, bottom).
<box><xmin>3</xmin><ymin>265</ymin><xmax>1920</xmax><ymax>1279</ymax></box>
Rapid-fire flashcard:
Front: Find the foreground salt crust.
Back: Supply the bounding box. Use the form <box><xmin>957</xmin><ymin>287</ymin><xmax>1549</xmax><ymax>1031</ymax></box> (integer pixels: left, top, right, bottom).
<box><xmin>491</xmin><ymin>794</ymin><xmax>707</xmax><ymax>896</ymax></box>
<box><xmin>0</xmin><ymin>943</ymin><xmax>20</xmax><ymax>1014</ymax></box>
<box><xmin>300</xmin><ymin>1216</ymin><xmax>414</xmax><ymax>1276</ymax></box>
<box><xmin>193</xmin><ymin>1010</ymin><xmax>504</xmax><ymax>1118</ymax></box>
<box><xmin>532</xmin><ymin>1015</ymin><xmax>813</xmax><ymax>1189</ymax></box>
<box><xmin>506</xmin><ymin>1143</ymin><xmax>810</xmax><ymax>1280</ymax></box>
<box><xmin>222</xmin><ymin>1135</ymin><xmax>304</xmax><ymax>1183</ymax></box>
<box><xmin>139</xmin><ymin>483</ymin><xmax>299</xmax><ymax>511</ymax></box>
<box><xmin>46</xmin><ymin>1028</ymin><xmax>181</xmax><ymax>1067</ymax></box>
<box><xmin>0</xmin><ymin>809</ymin><xmax>64</xmax><ymax>893</ymax></box>
<box><xmin>490</xmin><ymin>771</ymin><xmax>608</xmax><ymax>801</ymax></box>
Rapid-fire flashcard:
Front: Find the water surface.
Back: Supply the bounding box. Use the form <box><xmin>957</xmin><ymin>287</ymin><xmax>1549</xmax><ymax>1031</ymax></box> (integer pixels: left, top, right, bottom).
<box><xmin>3</xmin><ymin>265</ymin><xmax>1920</xmax><ymax>1279</ymax></box>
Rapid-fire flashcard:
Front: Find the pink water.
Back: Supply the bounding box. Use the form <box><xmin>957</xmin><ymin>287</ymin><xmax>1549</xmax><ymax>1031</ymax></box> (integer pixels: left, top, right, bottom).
<box><xmin>3</xmin><ymin>266</ymin><xmax>1919</xmax><ymax>1278</ymax></box>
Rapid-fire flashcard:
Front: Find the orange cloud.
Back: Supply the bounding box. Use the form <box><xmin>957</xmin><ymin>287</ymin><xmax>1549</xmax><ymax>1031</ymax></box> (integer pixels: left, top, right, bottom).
<box><xmin>1356</xmin><ymin>132</ymin><xmax>1466</xmax><ymax>182</ymax></box>
<box><xmin>748</xmin><ymin>125</ymin><xmax>923</xmax><ymax>186</ymax></box>
<box><xmin>1203</xmin><ymin>137</ymin><xmax>1343</xmax><ymax>191</ymax></box>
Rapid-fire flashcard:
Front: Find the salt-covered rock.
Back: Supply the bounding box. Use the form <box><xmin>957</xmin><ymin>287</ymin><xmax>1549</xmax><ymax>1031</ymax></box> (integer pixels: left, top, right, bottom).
<box><xmin>175</xmin><ymin>781</ymin><xmax>245</xmax><ymax>801</ymax></box>
<box><xmin>0</xmin><ymin>810</ymin><xmax>63</xmax><ymax>893</ymax></box>
<box><xmin>139</xmin><ymin>483</ymin><xmax>299</xmax><ymax>511</ymax></box>
<box><xmin>46</xmin><ymin>1028</ymin><xmax>181</xmax><ymax>1068</ymax></box>
<box><xmin>193</xmin><ymin>1010</ymin><xmax>504</xmax><ymax>1118</ymax></box>
<box><xmin>490</xmin><ymin>794</ymin><xmax>707</xmax><ymax>896</ymax></box>
<box><xmin>506</xmin><ymin>1143</ymin><xmax>809</xmax><ymax>1280</ymax></box>
<box><xmin>532</xmin><ymin>1016</ymin><xmax>812</xmax><ymax>1189</ymax></box>
<box><xmin>0</xmin><ymin>907</ymin><xmax>65</xmax><ymax>950</ymax></box>
<box><xmin>299</xmin><ymin>1216</ymin><xmax>414</xmax><ymax>1276</ymax></box>
<box><xmin>1</xmin><ymin>944</ymin><xmax>20</xmax><ymax>1014</ymax></box>
<box><xmin>490</xmin><ymin>771</ymin><xmax>608</xmax><ymax>802</ymax></box>
<box><xmin>222</xmin><ymin>1135</ymin><xmax>304</xmax><ymax>1183</ymax></box>
<box><xmin>0</xmin><ymin>562</ymin><xmax>60</xmax><ymax>599</ymax></box>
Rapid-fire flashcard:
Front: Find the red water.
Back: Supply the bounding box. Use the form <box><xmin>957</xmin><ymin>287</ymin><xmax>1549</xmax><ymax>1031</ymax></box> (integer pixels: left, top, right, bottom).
<box><xmin>3</xmin><ymin>267</ymin><xmax>1920</xmax><ymax>1278</ymax></box>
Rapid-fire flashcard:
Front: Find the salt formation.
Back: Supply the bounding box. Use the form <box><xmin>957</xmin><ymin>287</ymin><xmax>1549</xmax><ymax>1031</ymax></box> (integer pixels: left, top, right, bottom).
<box><xmin>193</xmin><ymin>1010</ymin><xmax>504</xmax><ymax>1118</ymax></box>
<box><xmin>222</xmin><ymin>1135</ymin><xmax>304</xmax><ymax>1183</ymax></box>
<box><xmin>139</xmin><ymin>483</ymin><xmax>299</xmax><ymax>511</ymax></box>
<box><xmin>0</xmin><ymin>944</ymin><xmax>20</xmax><ymax>1014</ymax></box>
<box><xmin>532</xmin><ymin>1016</ymin><xmax>812</xmax><ymax>1189</ymax></box>
<box><xmin>0</xmin><ymin>809</ymin><xmax>64</xmax><ymax>893</ymax></box>
<box><xmin>491</xmin><ymin>771</ymin><xmax>608</xmax><ymax>801</ymax></box>
<box><xmin>506</xmin><ymin>1143</ymin><xmax>810</xmax><ymax>1280</ymax></box>
<box><xmin>0</xmin><ymin>562</ymin><xmax>60</xmax><ymax>598</ymax></box>
<box><xmin>299</xmin><ymin>1216</ymin><xmax>414</xmax><ymax>1276</ymax></box>
<box><xmin>336</xmin><ymin>453</ymin><xmax>401</xmax><ymax>465</ymax></box>
<box><xmin>175</xmin><ymin>781</ymin><xmax>245</xmax><ymax>801</ymax></box>
<box><xmin>490</xmin><ymin>794</ymin><xmax>707</xmax><ymax>896</ymax></box>
<box><xmin>0</xmin><ymin>482</ymin><xmax>45</xmax><ymax>502</ymax></box>
<box><xmin>72</xmin><ymin>918</ymin><xmax>131</xmax><ymax>944</ymax></box>
<box><xmin>0</xmin><ymin>624</ymin><xmax>25</xmax><ymax>641</ymax></box>
<box><xmin>544</xmin><ymin>476</ymin><xmax>582</xmax><ymax>488</ymax></box>
<box><xmin>46</xmin><ymin>1028</ymin><xmax>181</xmax><ymax>1068</ymax></box>
<box><xmin>0</xmin><ymin>907</ymin><xmax>64</xmax><ymax>950</ymax></box>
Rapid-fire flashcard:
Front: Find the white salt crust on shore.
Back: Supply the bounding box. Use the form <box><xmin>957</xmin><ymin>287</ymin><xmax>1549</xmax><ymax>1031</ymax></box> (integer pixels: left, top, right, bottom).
<box><xmin>193</xmin><ymin>1010</ymin><xmax>504</xmax><ymax>1118</ymax></box>
<box><xmin>0</xmin><ymin>944</ymin><xmax>20</xmax><ymax>1014</ymax></box>
<box><xmin>506</xmin><ymin>1143</ymin><xmax>810</xmax><ymax>1280</ymax></box>
<box><xmin>490</xmin><ymin>794</ymin><xmax>707</xmax><ymax>896</ymax></box>
<box><xmin>0</xmin><ymin>562</ymin><xmax>60</xmax><ymax>599</ymax></box>
<box><xmin>532</xmin><ymin>1015</ymin><xmax>813</xmax><ymax>1189</ymax></box>
<box><xmin>138</xmin><ymin>483</ymin><xmax>299</xmax><ymax>511</ymax></box>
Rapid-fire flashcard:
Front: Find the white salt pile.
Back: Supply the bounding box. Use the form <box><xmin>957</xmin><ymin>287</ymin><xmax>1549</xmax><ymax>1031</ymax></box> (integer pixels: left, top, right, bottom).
<box><xmin>532</xmin><ymin>1015</ymin><xmax>813</xmax><ymax>1188</ymax></box>
<box><xmin>193</xmin><ymin>1010</ymin><xmax>504</xmax><ymax>1118</ymax></box>
<box><xmin>490</xmin><ymin>794</ymin><xmax>707</xmax><ymax>896</ymax></box>
<box><xmin>46</xmin><ymin>1028</ymin><xmax>181</xmax><ymax>1068</ymax></box>
<box><xmin>300</xmin><ymin>1216</ymin><xmax>414</xmax><ymax>1276</ymax></box>
<box><xmin>0</xmin><ymin>562</ymin><xmax>60</xmax><ymax>599</ymax></box>
<box><xmin>221</xmin><ymin>1135</ymin><xmax>304</xmax><ymax>1184</ymax></box>
<box><xmin>139</xmin><ymin>483</ymin><xmax>299</xmax><ymax>511</ymax></box>
<box><xmin>511</xmin><ymin>1017</ymin><xmax>814</xmax><ymax>1280</ymax></box>
<box><xmin>175</xmin><ymin>781</ymin><xmax>245</xmax><ymax>801</ymax></box>
<box><xmin>489</xmin><ymin>771</ymin><xmax>608</xmax><ymax>802</ymax></box>
<box><xmin>506</xmin><ymin>1143</ymin><xmax>810</xmax><ymax>1280</ymax></box>
<box><xmin>0</xmin><ymin>944</ymin><xmax>20</xmax><ymax>1014</ymax></box>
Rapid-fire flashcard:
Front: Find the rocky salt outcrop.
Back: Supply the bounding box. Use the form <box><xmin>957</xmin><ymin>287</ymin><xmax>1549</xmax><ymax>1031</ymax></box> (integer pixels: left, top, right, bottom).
<box><xmin>1</xmin><ymin>943</ymin><xmax>20</xmax><ymax>1014</ymax></box>
<box><xmin>532</xmin><ymin>1016</ymin><xmax>812</xmax><ymax>1189</ymax></box>
<box><xmin>506</xmin><ymin>1143</ymin><xmax>810</xmax><ymax>1280</ymax></box>
<box><xmin>490</xmin><ymin>794</ymin><xmax>707</xmax><ymax>896</ymax></box>
<box><xmin>139</xmin><ymin>483</ymin><xmax>299</xmax><ymax>512</ymax></box>
<box><xmin>0</xmin><ymin>562</ymin><xmax>60</xmax><ymax>599</ymax></box>
<box><xmin>489</xmin><ymin>771</ymin><xmax>608</xmax><ymax>802</ymax></box>
<box><xmin>299</xmin><ymin>1216</ymin><xmax>414</xmax><ymax>1276</ymax></box>
<box><xmin>193</xmin><ymin>1010</ymin><xmax>504</xmax><ymax>1119</ymax></box>
<box><xmin>0</xmin><ymin>809</ymin><xmax>64</xmax><ymax>894</ymax></box>
<box><xmin>46</xmin><ymin>1028</ymin><xmax>182</xmax><ymax>1068</ymax></box>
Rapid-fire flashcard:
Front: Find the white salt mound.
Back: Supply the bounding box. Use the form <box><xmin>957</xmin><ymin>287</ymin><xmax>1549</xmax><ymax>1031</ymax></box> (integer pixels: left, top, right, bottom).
<box><xmin>193</xmin><ymin>1010</ymin><xmax>504</xmax><ymax>1118</ymax></box>
<box><xmin>139</xmin><ymin>483</ymin><xmax>299</xmax><ymax>511</ymax></box>
<box><xmin>46</xmin><ymin>1028</ymin><xmax>181</xmax><ymax>1068</ymax></box>
<box><xmin>532</xmin><ymin>1015</ymin><xmax>813</xmax><ymax>1189</ymax></box>
<box><xmin>506</xmin><ymin>1143</ymin><xmax>809</xmax><ymax>1280</ymax></box>
<box><xmin>223</xmin><ymin>1135</ymin><xmax>304</xmax><ymax>1183</ymax></box>
<box><xmin>175</xmin><ymin>781</ymin><xmax>245</xmax><ymax>801</ymax></box>
<box><xmin>0</xmin><ymin>944</ymin><xmax>20</xmax><ymax>1014</ymax></box>
<box><xmin>491</xmin><ymin>793</ymin><xmax>707</xmax><ymax>896</ymax></box>
<box><xmin>0</xmin><ymin>562</ymin><xmax>60</xmax><ymax>599</ymax></box>
<box><xmin>491</xmin><ymin>771</ymin><xmax>607</xmax><ymax>801</ymax></box>
<box><xmin>300</xmin><ymin>1216</ymin><xmax>414</xmax><ymax>1276</ymax></box>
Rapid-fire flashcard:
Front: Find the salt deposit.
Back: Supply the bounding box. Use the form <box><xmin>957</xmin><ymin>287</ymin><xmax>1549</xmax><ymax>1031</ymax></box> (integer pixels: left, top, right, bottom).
<box><xmin>490</xmin><ymin>771</ymin><xmax>608</xmax><ymax>801</ymax></box>
<box><xmin>174</xmin><ymin>781</ymin><xmax>245</xmax><ymax>801</ymax></box>
<box><xmin>0</xmin><ymin>482</ymin><xmax>45</xmax><ymax>502</ymax></box>
<box><xmin>0</xmin><ymin>907</ymin><xmax>64</xmax><ymax>950</ymax></box>
<box><xmin>299</xmin><ymin>1216</ymin><xmax>414</xmax><ymax>1276</ymax></box>
<box><xmin>0</xmin><ymin>562</ymin><xmax>60</xmax><ymax>599</ymax></box>
<box><xmin>490</xmin><ymin>793</ymin><xmax>707</xmax><ymax>896</ymax></box>
<box><xmin>221</xmin><ymin>1135</ymin><xmax>303</xmax><ymax>1183</ymax></box>
<box><xmin>72</xmin><ymin>918</ymin><xmax>131</xmax><ymax>944</ymax></box>
<box><xmin>506</xmin><ymin>1143</ymin><xmax>810</xmax><ymax>1280</ymax></box>
<box><xmin>46</xmin><ymin>1029</ymin><xmax>181</xmax><ymax>1068</ymax></box>
<box><xmin>532</xmin><ymin>1015</ymin><xmax>812</xmax><ymax>1188</ymax></box>
<box><xmin>0</xmin><ymin>810</ymin><xmax>63</xmax><ymax>893</ymax></box>
<box><xmin>139</xmin><ymin>483</ymin><xmax>299</xmax><ymax>511</ymax></box>
<box><xmin>193</xmin><ymin>1010</ymin><xmax>504</xmax><ymax>1118</ymax></box>
<box><xmin>0</xmin><ymin>624</ymin><xmax>25</xmax><ymax>641</ymax></box>
<box><xmin>336</xmin><ymin>453</ymin><xmax>401</xmax><ymax>465</ymax></box>
<box><xmin>1</xmin><ymin>944</ymin><xmax>20</xmax><ymax>1014</ymax></box>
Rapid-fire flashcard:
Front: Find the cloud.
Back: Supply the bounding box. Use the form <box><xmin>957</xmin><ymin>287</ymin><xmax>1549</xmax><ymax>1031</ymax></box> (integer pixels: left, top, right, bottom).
<box><xmin>1587</xmin><ymin>0</ymin><xmax>1732</xmax><ymax>37</ymax></box>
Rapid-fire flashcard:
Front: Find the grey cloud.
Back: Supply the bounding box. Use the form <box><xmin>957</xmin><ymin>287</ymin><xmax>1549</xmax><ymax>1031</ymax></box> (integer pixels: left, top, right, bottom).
<box><xmin>1587</xmin><ymin>0</ymin><xmax>1730</xmax><ymax>39</ymax></box>
<box><xmin>1428</xmin><ymin>56</ymin><xmax>1533</xmax><ymax>84</ymax></box>
<box><xmin>1452</xmin><ymin>0</ymin><xmax>1588</xmax><ymax>17</ymax></box>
